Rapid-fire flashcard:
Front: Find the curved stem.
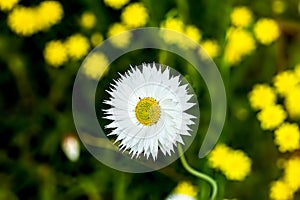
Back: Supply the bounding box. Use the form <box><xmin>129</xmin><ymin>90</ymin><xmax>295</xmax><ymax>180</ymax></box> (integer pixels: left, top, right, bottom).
<box><xmin>178</xmin><ymin>145</ymin><xmax>218</xmax><ymax>200</ymax></box>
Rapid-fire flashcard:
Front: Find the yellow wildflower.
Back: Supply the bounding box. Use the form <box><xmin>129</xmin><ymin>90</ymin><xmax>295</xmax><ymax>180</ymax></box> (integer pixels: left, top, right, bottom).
<box><xmin>234</xmin><ymin>107</ymin><xmax>249</xmax><ymax>121</ymax></box>
<box><xmin>208</xmin><ymin>144</ymin><xmax>231</xmax><ymax>169</ymax></box>
<box><xmin>121</xmin><ymin>3</ymin><xmax>148</xmax><ymax>28</ymax></box>
<box><xmin>221</xmin><ymin>150</ymin><xmax>252</xmax><ymax>181</ymax></box>
<box><xmin>174</xmin><ymin>182</ymin><xmax>197</xmax><ymax>197</ymax></box>
<box><xmin>161</xmin><ymin>18</ymin><xmax>184</xmax><ymax>33</ymax></box>
<box><xmin>209</xmin><ymin>144</ymin><xmax>252</xmax><ymax>181</ymax></box>
<box><xmin>273</xmin><ymin>70</ymin><xmax>299</xmax><ymax>96</ymax></box>
<box><xmin>200</xmin><ymin>40</ymin><xmax>219</xmax><ymax>59</ymax></box>
<box><xmin>65</xmin><ymin>34</ymin><xmax>90</xmax><ymax>60</ymax></box>
<box><xmin>230</xmin><ymin>6</ymin><xmax>253</xmax><ymax>27</ymax></box>
<box><xmin>160</xmin><ymin>18</ymin><xmax>202</xmax><ymax>49</ymax></box>
<box><xmin>257</xmin><ymin>105</ymin><xmax>286</xmax><ymax>130</ymax></box>
<box><xmin>90</xmin><ymin>32</ymin><xmax>103</xmax><ymax>47</ymax></box>
<box><xmin>284</xmin><ymin>157</ymin><xmax>300</xmax><ymax>191</ymax></box>
<box><xmin>274</xmin><ymin>123</ymin><xmax>300</xmax><ymax>152</ymax></box>
<box><xmin>0</xmin><ymin>0</ymin><xmax>18</xmax><ymax>11</ymax></box>
<box><xmin>80</xmin><ymin>11</ymin><xmax>96</xmax><ymax>29</ymax></box>
<box><xmin>224</xmin><ymin>28</ymin><xmax>255</xmax><ymax>65</ymax></box>
<box><xmin>37</xmin><ymin>1</ymin><xmax>64</xmax><ymax>30</ymax></box>
<box><xmin>254</xmin><ymin>18</ymin><xmax>280</xmax><ymax>45</ymax></box>
<box><xmin>295</xmin><ymin>64</ymin><xmax>300</xmax><ymax>79</ymax></box>
<box><xmin>7</xmin><ymin>1</ymin><xmax>63</xmax><ymax>36</ymax></box>
<box><xmin>107</xmin><ymin>23</ymin><xmax>131</xmax><ymax>48</ymax></box>
<box><xmin>185</xmin><ymin>25</ymin><xmax>202</xmax><ymax>43</ymax></box>
<box><xmin>160</xmin><ymin>18</ymin><xmax>185</xmax><ymax>46</ymax></box>
<box><xmin>248</xmin><ymin>84</ymin><xmax>277</xmax><ymax>110</ymax></box>
<box><xmin>44</xmin><ymin>40</ymin><xmax>68</xmax><ymax>67</ymax></box>
<box><xmin>272</xmin><ymin>0</ymin><xmax>286</xmax><ymax>14</ymax></box>
<box><xmin>285</xmin><ymin>86</ymin><xmax>300</xmax><ymax>118</ymax></box>
<box><xmin>270</xmin><ymin>180</ymin><xmax>294</xmax><ymax>200</ymax></box>
<box><xmin>103</xmin><ymin>0</ymin><xmax>129</xmax><ymax>9</ymax></box>
<box><xmin>7</xmin><ymin>6</ymin><xmax>37</xmax><ymax>36</ymax></box>
<box><xmin>83</xmin><ymin>52</ymin><xmax>109</xmax><ymax>80</ymax></box>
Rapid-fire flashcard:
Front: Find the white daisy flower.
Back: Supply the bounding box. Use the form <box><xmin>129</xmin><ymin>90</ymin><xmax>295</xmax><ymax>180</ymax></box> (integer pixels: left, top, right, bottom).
<box><xmin>103</xmin><ymin>63</ymin><xmax>197</xmax><ymax>160</ymax></box>
<box><xmin>166</xmin><ymin>181</ymin><xmax>198</xmax><ymax>200</ymax></box>
<box><xmin>166</xmin><ymin>194</ymin><xmax>196</xmax><ymax>200</ymax></box>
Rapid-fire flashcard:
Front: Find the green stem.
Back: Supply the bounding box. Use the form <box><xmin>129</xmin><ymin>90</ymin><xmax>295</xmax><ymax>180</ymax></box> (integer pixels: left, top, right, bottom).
<box><xmin>178</xmin><ymin>145</ymin><xmax>218</xmax><ymax>200</ymax></box>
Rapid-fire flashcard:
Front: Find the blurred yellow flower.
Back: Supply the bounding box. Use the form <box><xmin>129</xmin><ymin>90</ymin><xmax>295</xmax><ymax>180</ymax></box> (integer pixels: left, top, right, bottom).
<box><xmin>185</xmin><ymin>25</ymin><xmax>202</xmax><ymax>43</ymax></box>
<box><xmin>7</xmin><ymin>6</ymin><xmax>37</xmax><ymax>36</ymax></box>
<box><xmin>284</xmin><ymin>157</ymin><xmax>300</xmax><ymax>191</ymax></box>
<box><xmin>225</xmin><ymin>28</ymin><xmax>255</xmax><ymax>65</ymax></box>
<box><xmin>160</xmin><ymin>18</ymin><xmax>203</xmax><ymax>49</ymax></box>
<box><xmin>80</xmin><ymin>11</ymin><xmax>96</xmax><ymax>29</ymax></box>
<box><xmin>209</xmin><ymin>144</ymin><xmax>251</xmax><ymax>181</ymax></box>
<box><xmin>270</xmin><ymin>180</ymin><xmax>294</xmax><ymax>200</ymax></box>
<box><xmin>200</xmin><ymin>40</ymin><xmax>219</xmax><ymax>59</ymax></box>
<box><xmin>0</xmin><ymin>0</ymin><xmax>18</xmax><ymax>11</ymax></box>
<box><xmin>230</xmin><ymin>6</ymin><xmax>252</xmax><ymax>27</ymax></box>
<box><xmin>44</xmin><ymin>40</ymin><xmax>68</xmax><ymax>67</ymax></box>
<box><xmin>295</xmin><ymin>64</ymin><xmax>300</xmax><ymax>79</ymax></box>
<box><xmin>90</xmin><ymin>32</ymin><xmax>103</xmax><ymax>47</ymax></box>
<box><xmin>83</xmin><ymin>52</ymin><xmax>109</xmax><ymax>80</ymax></box>
<box><xmin>160</xmin><ymin>18</ymin><xmax>185</xmax><ymax>46</ymax></box>
<box><xmin>174</xmin><ymin>182</ymin><xmax>197</xmax><ymax>197</ymax></box>
<box><xmin>221</xmin><ymin>150</ymin><xmax>252</xmax><ymax>181</ymax></box>
<box><xmin>37</xmin><ymin>1</ymin><xmax>64</xmax><ymax>30</ymax></box>
<box><xmin>161</xmin><ymin>18</ymin><xmax>185</xmax><ymax>33</ymax></box>
<box><xmin>274</xmin><ymin>123</ymin><xmax>300</xmax><ymax>152</ymax></box>
<box><xmin>121</xmin><ymin>3</ymin><xmax>148</xmax><ymax>28</ymax></box>
<box><xmin>107</xmin><ymin>23</ymin><xmax>131</xmax><ymax>48</ymax></box>
<box><xmin>208</xmin><ymin>144</ymin><xmax>231</xmax><ymax>169</ymax></box>
<box><xmin>180</xmin><ymin>25</ymin><xmax>202</xmax><ymax>49</ymax></box>
<box><xmin>273</xmin><ymin>70</ymin><xmax>299</xmax><ymax>96</ymax></box>
<box><xmin>65</xmin><ymin>34</ymin><xmax>90</xmax><ymax>60</ymax></box>
<box><xmin>103</xmin><ymin>0</ymin><xmax>129</xmax><ymax>9</ymax></box>
<box><xmin>272</xmin><ymin>0</ymin><xmax>286</xmax><ymax>14</ymax></box>
<box><xmin>257</xmin><ymin>105</ymin><xmax>286</xmax><ymax>130</ymax></box>
<box><xmin>254</xmin><ymin>18</ymin><xmax>280</xmax><ymax>45</ymax></box>
<box><xmin>7</xmin><ymin>1</ymin><xmax>63</xmax><ymax>36</ymax></box>
<box><xmin>248</xmin><ymin>84</ymin><xmax>277</xmax><ymax>110</ymax></box>
<box><xmin>285</xmin><ymin>87</ymin><xmax>300</xmax><ymax>119</ymax></box>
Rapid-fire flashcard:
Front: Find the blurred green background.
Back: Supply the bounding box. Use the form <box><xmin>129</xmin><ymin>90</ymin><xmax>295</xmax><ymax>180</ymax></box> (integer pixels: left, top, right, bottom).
<box><xmin>1</xmin><ymin>0</ymin><xmax>300</xmax><ymax>199</ymax></box>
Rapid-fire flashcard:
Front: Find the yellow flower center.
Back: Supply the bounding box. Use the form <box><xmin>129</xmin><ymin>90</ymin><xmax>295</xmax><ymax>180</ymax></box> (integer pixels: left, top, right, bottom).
<box><xmin>135</xmin><ymin>97</ymin><xmax>160</xmax><ymax>126</ymax></box>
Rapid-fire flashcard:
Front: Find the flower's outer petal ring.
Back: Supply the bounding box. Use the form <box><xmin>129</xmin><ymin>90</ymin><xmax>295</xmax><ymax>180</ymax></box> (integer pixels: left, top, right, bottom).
<box><xmin>72</xmin><ymin>27</ymin><xmax>226</xmax><ymax>173</ymax></box>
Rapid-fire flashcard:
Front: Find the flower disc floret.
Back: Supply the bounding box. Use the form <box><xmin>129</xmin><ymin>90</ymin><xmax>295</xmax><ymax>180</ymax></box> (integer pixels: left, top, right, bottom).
<box><xmin>135</xmin><ymin>97</ymin><xmax>160</xmax><ymax>126</ymax></box>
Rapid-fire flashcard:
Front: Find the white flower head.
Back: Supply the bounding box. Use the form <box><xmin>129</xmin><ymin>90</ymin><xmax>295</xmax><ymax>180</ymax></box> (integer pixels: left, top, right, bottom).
<box><xmin>166</xmin><ymin>194</ymin><xmax>196</xmax><ymax>200</ymax></box>
<box><xmin>62</xmin><ymin>135</ymin><xmax>80</xmax><ymax>162</ymax></box>
<box><xmin>103</xmin><ymin>63</ymin><xmax>197</xmax><ymax>160</ymax></box>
